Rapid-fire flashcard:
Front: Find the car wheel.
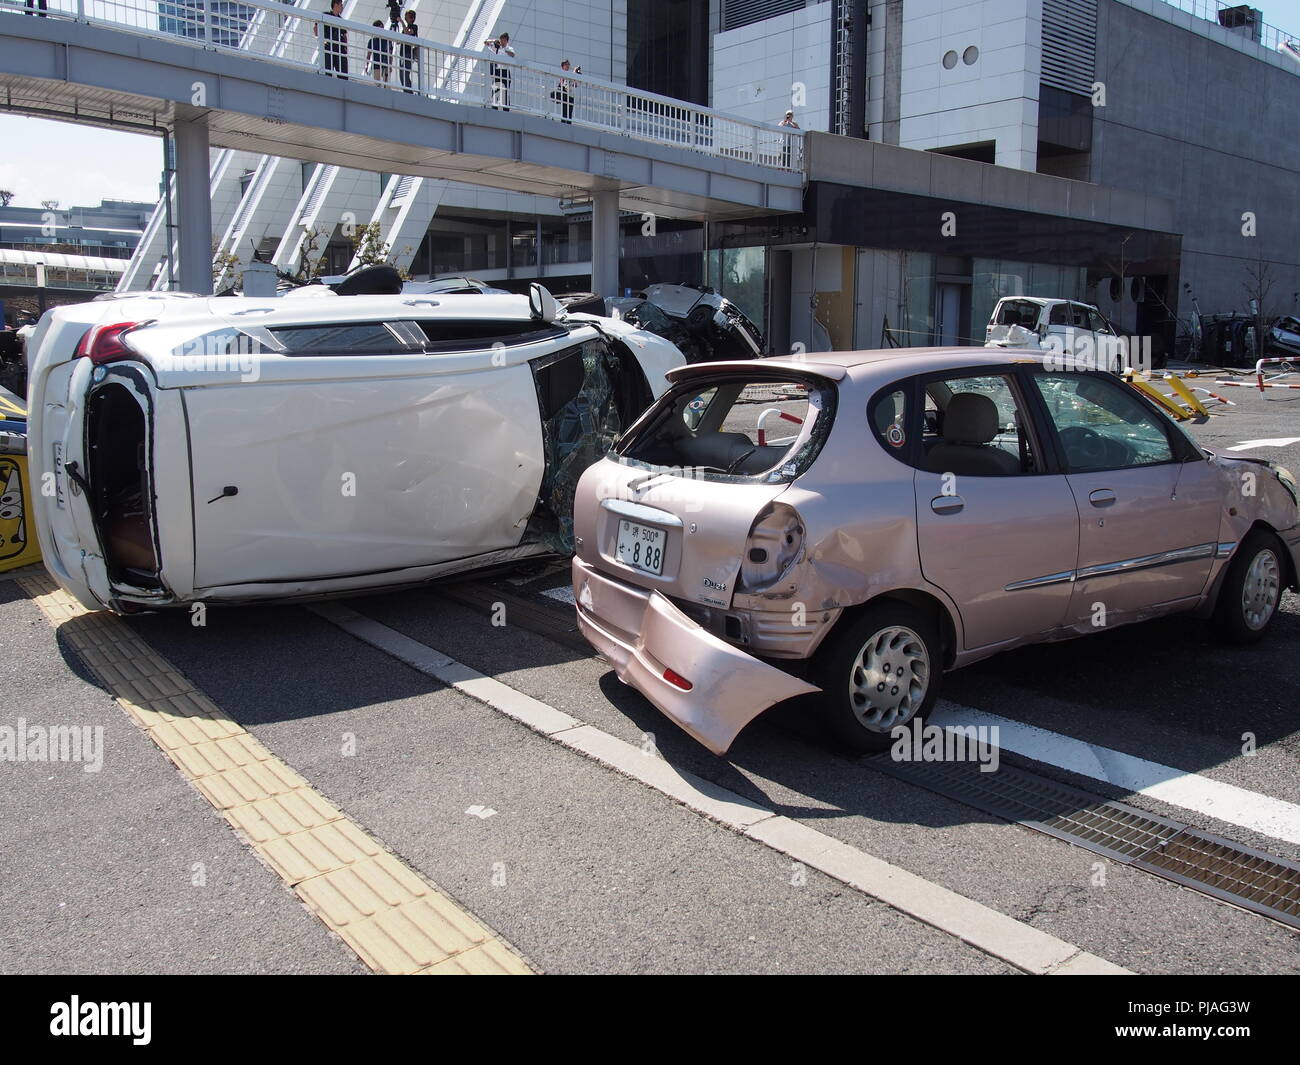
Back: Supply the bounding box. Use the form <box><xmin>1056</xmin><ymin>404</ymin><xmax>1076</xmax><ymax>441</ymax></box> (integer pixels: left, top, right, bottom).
<box><xmin>814</xmin><ymin>602</ymin><xmax>942</xmax><ymax>752</ymax></box>
<box><xmin>1213</xmin><ymin>531</ymin><xmax>1286</xmax><ymax>644</ymax></box>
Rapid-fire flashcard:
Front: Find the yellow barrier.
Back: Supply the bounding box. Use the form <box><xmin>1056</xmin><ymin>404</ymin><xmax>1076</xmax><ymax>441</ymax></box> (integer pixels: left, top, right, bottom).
<box><xmin>1123</xmin><ymin>370</ymin><xmax>1218</xmax><ymax>420</ymax></box>
<box><xmin>0</xmin><ymin>392</ymin><xmax>40</xmax><ymax>573</ymax></box>
<box><xmin>0</xmin><ymin>452</ymin><xmax>39</xmax><ymax>572</ymax></box>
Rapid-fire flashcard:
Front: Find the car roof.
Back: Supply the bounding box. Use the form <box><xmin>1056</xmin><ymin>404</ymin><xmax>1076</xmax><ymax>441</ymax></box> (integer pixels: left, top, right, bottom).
<box><xmin>666</xmin><ymin>348</ymin><xmax>1053</xmax><ymax>385</ymax></box>
<box><xmin>995</xmin><ymin>296</ymin><xmax>1099</xmax><ymax>310</ymax></box>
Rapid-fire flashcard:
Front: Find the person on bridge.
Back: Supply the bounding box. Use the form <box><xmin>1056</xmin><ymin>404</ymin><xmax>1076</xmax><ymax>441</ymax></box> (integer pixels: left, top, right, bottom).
<box><xmin>778</xmin><ymin>109</ymin><xmax>800</xmax><ymax>168</ymax></box>
<box><xmin>315</xmin><ymin>0</ymin><xmax>349</xmax><ymax>80</ymax></box>
<box><xmin>399</xmin><ymin>10</ymin><xmax>420</xmax><ymax>94</ymax></box>
<box><xmin>551</xmin><ymin>59</ymin><xmax>578</xmax><ymax>124</ymax></box>
<box><xmin>367</xmin><ymin>20</ymin><xmax>393</xmax><ymax>85</ymax></box>
<box><xmin>483</xmin><ymin>32</ymin><xmax>516</xmax><ymax>111</ymax></box>
<box><xmin>386</xmin><ymin>0</ymin><xmax>403</xmax><ymax>31</ymax></box>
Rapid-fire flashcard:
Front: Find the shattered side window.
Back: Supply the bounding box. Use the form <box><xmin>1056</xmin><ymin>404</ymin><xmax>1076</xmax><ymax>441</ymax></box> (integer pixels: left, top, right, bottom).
<box><xmin>528</xmin><ymin>339</ymin><xmax>647</xmax><ymax>553</ymax></box>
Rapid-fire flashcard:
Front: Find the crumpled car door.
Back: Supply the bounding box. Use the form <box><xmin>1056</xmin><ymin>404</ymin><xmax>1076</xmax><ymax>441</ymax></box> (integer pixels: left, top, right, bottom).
<box><xmin>528</xmin><ymin>337</ymin><xmax>652</xmax><ymax>553</ymax></box>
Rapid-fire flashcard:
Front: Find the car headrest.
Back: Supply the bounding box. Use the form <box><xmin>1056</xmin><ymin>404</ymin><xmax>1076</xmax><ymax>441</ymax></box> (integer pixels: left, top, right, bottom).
<box><xmin>944</xmin><ymin>392</ymin><xmax>1000</xmax><ymax>444</ymax></box>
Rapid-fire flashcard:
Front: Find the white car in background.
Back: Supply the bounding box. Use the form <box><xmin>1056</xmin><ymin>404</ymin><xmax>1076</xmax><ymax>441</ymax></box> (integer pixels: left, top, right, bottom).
<box><xmin>985</xmin><ymin>297</ymin><xmax>1123</xmax><ymax>369</ymax></box>
<box><xmin>26</xmin><ymin>285</ymin><xmax>683</xmax><ymax>613</ymax></box>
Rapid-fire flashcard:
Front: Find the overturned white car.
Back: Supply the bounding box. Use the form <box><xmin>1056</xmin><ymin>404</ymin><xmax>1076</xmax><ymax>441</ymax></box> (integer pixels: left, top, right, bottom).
<box><xmin>27</xmin><ymin>286</ymin><xmax>684</xmax><ymax>612</ymax></box>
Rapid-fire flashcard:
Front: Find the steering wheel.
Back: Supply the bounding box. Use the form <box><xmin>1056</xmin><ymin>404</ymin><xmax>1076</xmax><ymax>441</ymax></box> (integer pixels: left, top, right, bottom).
<box><xmin>1058</xmin><ymin>426</ymin><xmax>1110</xmax><ymax>468</ymax></box>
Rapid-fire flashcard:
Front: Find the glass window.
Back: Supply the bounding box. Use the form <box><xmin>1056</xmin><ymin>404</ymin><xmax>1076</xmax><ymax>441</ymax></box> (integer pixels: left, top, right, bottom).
<box><xmin>1088</xmin><ymin>309</ymin><xmax>1114</xmax><ymax>335</ymax></box>
<box><xmin>682</xmin><ymin>387</ymin><xmax>716</xmax><ymax>431</ymax></box>
<box><xmin>869</xmin><ymin>388</ymin><xmax>909</xmax><ymax>454</ymax></box>
<box><xmin>618</xmin><ymin>375</ymin><xmax>835</xmax><ymax>483</ymax></box>
<box><xmin>269</xmin><ymin>322</ymin><xmax>413</xmax><ymax>355</ymax></box>
<box><xmin>1048</xmin><ymin>303</ymin><xmax>1069</xmax><ymax>326</ymax></box>
<box><xmin>996</xmin><ymin>299</ymin><xmax>1041</xmax><ymax>329</ymax></box>
<box><xmin>1031</xmin><ymin>373</ymin><xmax>1175</xmax><ymax>472</ymax></box>
<box><xmin>919</xmin><ymin>374</ymin><xmax>1037</xmax><ymax>476</ymax></box>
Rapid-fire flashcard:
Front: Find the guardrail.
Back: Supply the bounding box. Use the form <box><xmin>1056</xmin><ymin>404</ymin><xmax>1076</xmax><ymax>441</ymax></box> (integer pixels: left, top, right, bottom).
<box><xmin>1148</xmin><ymin>0</ymin><xmax>1299</xmax><ymax>59</ymax></box>
<box><xmin>0</xmin><ymin>0</ymin><xmax>805</xmax><ymax>173</ymax></box>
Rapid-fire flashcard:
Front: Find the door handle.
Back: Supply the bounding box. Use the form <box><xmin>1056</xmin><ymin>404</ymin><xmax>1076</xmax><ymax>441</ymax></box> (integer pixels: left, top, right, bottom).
<box><xmin>1088</xmin><ymin>489</ymin><xmax>1116</xmax><ymax>507</ymax></box>
<box><xmin>930</xmin><ymin>495</ymin><xmax>965</xmax><ymax>515</ymax></box>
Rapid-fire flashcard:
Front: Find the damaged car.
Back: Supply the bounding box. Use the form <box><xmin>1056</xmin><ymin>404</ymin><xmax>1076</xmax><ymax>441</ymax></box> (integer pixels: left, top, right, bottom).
<box><xmin>561</xmin><ymin>283</ymin><xmax>765</xmax><ymax>363</ymax></box>
<box><xmin>27</xmin><ymin>284</ymin><xmax>683</xmax><ymax>613</ymax></box>
<box><xmin>571</xmin><ymin>349</ymin><xmax>1300</xmax><ymax>755</ymax></box>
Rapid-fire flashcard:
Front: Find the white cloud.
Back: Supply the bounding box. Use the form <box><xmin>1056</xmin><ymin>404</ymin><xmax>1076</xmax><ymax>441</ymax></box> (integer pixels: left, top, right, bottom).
<box><xmin>0</xmin><ymin>116</ymin><xmax>162</xmax><ymax>208</ymax></box>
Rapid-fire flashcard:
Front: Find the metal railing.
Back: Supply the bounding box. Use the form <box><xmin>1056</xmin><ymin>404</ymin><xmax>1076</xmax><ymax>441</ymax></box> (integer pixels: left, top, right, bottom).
<box><xmin>0</xmin><ymin>0</ymin><xmax>805</xmax><ymax>173</ymax></box>
<box><xmin>1144</xmin><ymin>0</ymin><xmax>1300</xmax><ymax>59</ymax></box>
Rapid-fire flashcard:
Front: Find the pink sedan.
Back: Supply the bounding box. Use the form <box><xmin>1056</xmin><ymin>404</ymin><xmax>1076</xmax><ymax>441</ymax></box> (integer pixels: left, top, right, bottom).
<box><xmin>571</xmin><ymin>349</ymin><xmax>1300</xmax><ymax>754</ymax></box>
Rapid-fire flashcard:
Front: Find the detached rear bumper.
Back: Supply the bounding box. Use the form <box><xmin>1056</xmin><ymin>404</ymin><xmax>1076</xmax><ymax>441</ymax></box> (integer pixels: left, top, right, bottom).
<box><xmin>572</xmin><ymin>557</ymin><xmax>819</xmax><ymax>754</ymax></box>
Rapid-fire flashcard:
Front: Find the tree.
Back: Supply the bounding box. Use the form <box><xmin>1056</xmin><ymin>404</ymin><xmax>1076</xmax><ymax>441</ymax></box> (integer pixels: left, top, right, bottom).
<box><xmin>0</xmin><ymin>190</ymin><xmax>14</xmax><ymax>207</ymax></box>
<box><xmin>296</xmin><ymin>226</ymin><xmax>326</xmax><ymax>280</ymax></box>
<box><xmin>1242</xmin><ymin>255</ymin><xmax>1275</xmax><ymax>361</ymax></box>
<box><xmin>40</xmin><ymin>199</ymin><xmax>59</xmax><ymax>211</ymax></box>
<box><xmin>351</xmin><ymin>220</ymin><xmax>393</xmax><ymax>267</ymax></box>
<box><xmin>212</xmin><ymin>241</ymin><xmax>242</xmax><ymax>289</ymax></box>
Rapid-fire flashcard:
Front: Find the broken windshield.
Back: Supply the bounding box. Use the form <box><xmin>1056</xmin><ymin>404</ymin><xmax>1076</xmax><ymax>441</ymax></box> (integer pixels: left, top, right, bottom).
<box><xmin>615</xmin><ymin>375</ymin><xmax>836</xmax><ymax>484</ymax></box>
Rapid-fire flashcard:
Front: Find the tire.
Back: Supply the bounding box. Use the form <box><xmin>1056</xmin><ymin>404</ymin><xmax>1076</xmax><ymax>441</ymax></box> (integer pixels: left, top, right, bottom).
<box><xmin>1213</xmin><ymin>530</ymin><xmax>1286</xmax><ymax>644</ymax></box>
<box><xmin>813</xmin><ymin>602</ymin><xmax>943</xmax><ymax>752</ymax></box>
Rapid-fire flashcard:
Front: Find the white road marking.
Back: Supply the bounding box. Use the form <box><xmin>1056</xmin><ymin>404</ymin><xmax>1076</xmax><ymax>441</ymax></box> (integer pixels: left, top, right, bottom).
<box><xmin>465</xmin><ymin>805</ymin><xmax>497</xmax><ymax>819</ymax></box>
<box><xmin>312</xmin><ymin>601</ymin><xmax>1129</xmax><ymax>975</ymax></box>
<box><xmin>931</xmin><ymin>704</ymin><xmax>1300</xmax><ymax>847</ymax></box>
<box><xmin>541</xmin><ymin>585</ymin><xmax>576</xmax><ymax>606</ymax></box>
<box><xmin>1225</xmin><ymin>437</ymin><xmax>1300</xmax><ymax>451</ymax></box>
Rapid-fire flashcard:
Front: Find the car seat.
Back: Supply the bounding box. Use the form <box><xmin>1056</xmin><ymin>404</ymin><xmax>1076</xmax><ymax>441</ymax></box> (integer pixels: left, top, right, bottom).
<box><xmin>925</xmin><ymin>393</ymin><xmax>1021</xmax><ymax>476</ymax></box>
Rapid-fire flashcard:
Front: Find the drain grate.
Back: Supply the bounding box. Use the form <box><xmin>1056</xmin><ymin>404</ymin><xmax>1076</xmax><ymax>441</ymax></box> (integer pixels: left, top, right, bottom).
<box><xmin>870</xmin><ymin>754</ymin><xmax>1300</xmax><ymax>931</ymax></box>
<box><xmin>1135</xmin><ymin>832</ymin><xmax>1300</xmax><ymax>924</ymax></box>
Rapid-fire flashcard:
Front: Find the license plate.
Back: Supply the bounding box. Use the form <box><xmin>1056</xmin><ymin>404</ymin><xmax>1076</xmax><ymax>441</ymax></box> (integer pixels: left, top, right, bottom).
<box><xmin>51</xmin><ymin>441</ymin><xmax>65</xmax><ymax>510</ymax></box>
<box><xmin>616</xmin><ymin>519</ymin><xmax>666</xmax><ymax>576</ymax></box>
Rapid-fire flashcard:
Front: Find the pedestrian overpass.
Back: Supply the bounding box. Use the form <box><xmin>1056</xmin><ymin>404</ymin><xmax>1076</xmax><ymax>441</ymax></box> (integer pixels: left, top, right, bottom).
<box><xmin>0</xmin><ymin>0</ymin><xmax>804</xmax><ymax>293</ymax></box>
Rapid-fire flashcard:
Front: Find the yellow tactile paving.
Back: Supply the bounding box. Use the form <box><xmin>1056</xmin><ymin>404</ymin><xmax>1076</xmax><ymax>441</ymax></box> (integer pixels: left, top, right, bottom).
<box><xmin>421</xmin><ymin>938</ymin><xmax>530</xmax><ymax>975</ymax></box>
<box><xmin>17</xmin><ymin>574</ymin><xmax>534</xmax><ymax>976</ymax></box>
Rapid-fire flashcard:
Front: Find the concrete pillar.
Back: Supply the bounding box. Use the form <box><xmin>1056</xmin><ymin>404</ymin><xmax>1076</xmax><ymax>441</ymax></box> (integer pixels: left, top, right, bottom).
<box><xmin>590</xmin><ymin>189</ymin><xmax>620</xmax><ymax>297</ymax></box>
<box><xmin>174</xmin><ymin>118</ymin><xmax>213</xmax><ymax>295</ymax></box>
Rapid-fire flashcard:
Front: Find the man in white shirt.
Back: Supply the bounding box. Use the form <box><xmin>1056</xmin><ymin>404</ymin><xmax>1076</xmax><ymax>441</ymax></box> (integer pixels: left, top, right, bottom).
<box><xmin>483</xmin><ymin>32</ymin><xmax>517</xmax><ymax>110</ymax></box>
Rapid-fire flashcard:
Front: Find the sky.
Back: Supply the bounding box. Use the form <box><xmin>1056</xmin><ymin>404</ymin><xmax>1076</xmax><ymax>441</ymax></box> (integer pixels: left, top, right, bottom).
<box><xmin>0</xmin><ymin>116</ymin><xmax>164</xmax><ymax>209</ymax></box>
<box><xmin>1</xmin><ymin>0</ymin><xmax>1298</xmax><ymax>212</ymax></box>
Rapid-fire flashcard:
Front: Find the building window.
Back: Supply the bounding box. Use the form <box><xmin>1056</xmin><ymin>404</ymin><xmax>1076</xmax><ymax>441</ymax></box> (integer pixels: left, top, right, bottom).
<box><xmin>627</xmin><ymin>0</ymin><xmax>711</xmax><ymax>105</ymax></box>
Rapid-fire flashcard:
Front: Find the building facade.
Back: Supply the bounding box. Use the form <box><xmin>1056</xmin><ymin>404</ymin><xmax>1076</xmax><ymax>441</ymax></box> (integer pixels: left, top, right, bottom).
<box><xmin>121</xmin><ymin>0</ymin><xmax>1300</xmax><ymax>356</ymax></box>
<box><xmin>0</xmin><ymin>198</ymin><xmax>153</xmax><ymax>318</ymax></box>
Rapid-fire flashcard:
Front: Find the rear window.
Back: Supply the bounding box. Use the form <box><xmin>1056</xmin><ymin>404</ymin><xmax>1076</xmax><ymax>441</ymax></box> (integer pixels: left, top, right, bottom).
<box><xmin>615</xmin><ymin>375</ymin><xmax>836</xmax><ymax>483</ymax></box>
<box><xmin>994</xmin><ymin>300</ymin><xmax>1041</xmax><ymax>329</ymax></box>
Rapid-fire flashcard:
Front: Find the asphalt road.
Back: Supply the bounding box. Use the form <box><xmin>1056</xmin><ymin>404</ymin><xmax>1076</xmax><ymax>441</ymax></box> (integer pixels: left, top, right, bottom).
<box><xmin>2</xmin><ymin>373</ymin><xmax>1298</xmax><ymax>974</ymax></box>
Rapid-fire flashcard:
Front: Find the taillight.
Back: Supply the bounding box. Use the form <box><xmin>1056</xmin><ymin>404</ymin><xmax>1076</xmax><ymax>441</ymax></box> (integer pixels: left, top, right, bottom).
<box><xmin>663</xmin><ymin>668</ymin><xmax>693</xmax><ymax>691</ymax></box>
<box><xmin>74</xmin><ymin>321</ymin><xmax>144</xmax><ymax>365</ymax></box>
<box><xmin>738</xmin><ymin>503</ymin><xmax>804</xmax><ymax>592</ymax></box>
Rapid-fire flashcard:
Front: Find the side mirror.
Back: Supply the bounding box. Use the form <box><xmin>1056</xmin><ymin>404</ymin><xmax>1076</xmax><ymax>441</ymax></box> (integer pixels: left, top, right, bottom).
<box><xmin>529</xmin><ymin>283</ymin><xmax>560</xmax><ymax>323</ymax></box>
